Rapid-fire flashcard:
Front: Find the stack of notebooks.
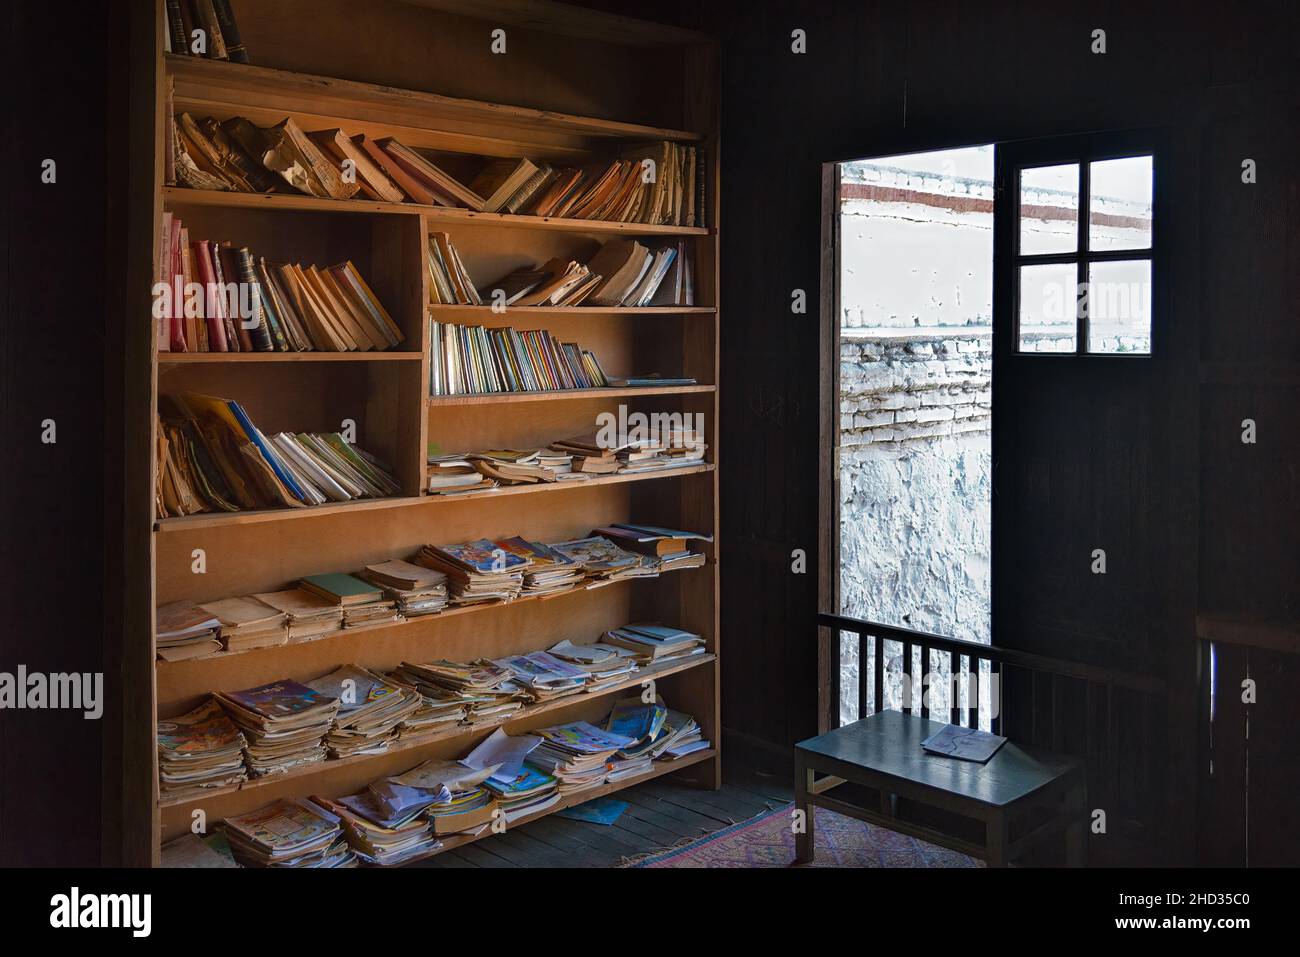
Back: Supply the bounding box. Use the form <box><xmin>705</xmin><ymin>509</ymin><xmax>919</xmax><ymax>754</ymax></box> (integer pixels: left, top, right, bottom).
<box><xmin>156</xmin><ymin>215</ymin><xmax>404</xmax><ymax>353</ymax></box>
<box><xmin>528</xmin><ymin>721</ymin><xmax>638</xmax><ymax>794</ymax></box>
<box><xmin>548</xmin><ymin>535</ymin><xmax>658</xmax><ymax>585</ymax></box>
<box><xmin>594</xmin><ymin>523</ymin><xmax>710</xmax><ymax>572</ymax></box>
<box><xmin>164</xmin><ymin>0</ymin><xmax>249</xmax><ymax>62</ymax></box>
<box><xmin>492</xmin><ymin>651</ymin><xmax>588</xmax><ymax>702</ymax></box>
<box><xmin>547</xmin><ymin>638</ymin><xmax>640</xmax><ymax>691</ymax></box>
<box><xmin>390</xmin><ymin>660</ymin><xmax>523</xmax><ymax>725</ymax></box>
<box><xmin>155</xmin><ymin>601</ymin><xmax>223</xmax><ymax>661</ymax></box>
<box><xmin>386</xmin><ymin>673</ymin><xmax>476</xmax><ymax>742</ymax></box>
<box><xmin>305</xmin><ymin>665</ymin><xmax>420</xmax><ymax>757</ymax></box>
<box><xmin>426</xmin><ymin>453</ymin><xmax>501</xmax><ymax>495</ymax></box>
<box><xmin>197</xmin><ymin>595</ymin><xmax>287</xmax><ymax>653</ymax></box>
<box><xmin>606</xmin><ymin>697</ymin><xmax>709</xmax><ymax>762</ymax></box>
<box><xmin>216</xmin><ymin>679</ymin><xmax>340</xmax><ymax>776</ymax></box>
<box><xmin>156</xmin><ymin>392</ymin><xmax>400</xmax><ymax>518</ymax></box>
<box><xmin>299</xmin><ymin>572</ymin><xmax>401</xmax><ymax>629</ymax></box>
<box><xmin>602</xmin><ymin>623</ymin><xmax>707</xmax><ymax>664</ymax></box>
<box><xmin>222</xmin><ymin>798</ymin><xmax>353</xmax><ymax>868</ymax></box>
<box><xmin>251</xmin><ymin>587</ymin><xmax>344</xmax><ymax>643</ymax></box>
<box><xmin>391</xmin><ymin>758</ymin><xmax>499</xmax><ymax>837</ymax></box>
<box><xmin>494</xmin><ymin>536</ymin><xmax>584</xmax><ymax>596</ymax></box>
<box><xmin>646</xmin><ymin>708</ymin><xmax>710</xmax><ymax>760</ymax></box>
<box><xmin>358</xmin><ymin>560</ymin><xmax>449</xmax><ymax>617</ymax></box>
<box><xmin>415</xmin><ymin>540</ymin><xmax>530</xmax><ymax>605</ymax></box>
<box><xmin>314</xmin><ymin>788</ymin><xmax>441</xmax><ymax>867</ymax></box>
<box><xmin>481</xmin><ymin>764</ymin><xmax>560</xmax><ymax>822</ymax></box>
<box><xmin>428</xmin><ymin>320</ymin><xmax>609</xmax><ymax>396</ymax></box>
<box><xmin>156</xmin><ymin>698</ymin><xmax>248</xmax><ymax>799</ymax></box>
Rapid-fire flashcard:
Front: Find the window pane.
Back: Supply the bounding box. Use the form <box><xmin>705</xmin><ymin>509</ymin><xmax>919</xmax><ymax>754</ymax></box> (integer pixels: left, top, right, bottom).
<box><xmin>1019</xmin><ymin>263</ymin><xmax>1076</xmax><ymax>352</ymax></box>
<box><xmin>1089</xmin><ymin>156</ymin><xmax>1152</xmax><ymax>251</ymax></box>
<box><xmin>1019</xmin><ymin>164</ymin><xmax>1079</xmax><ymax>255</ymax></box>
<box><xmin>1087</xmin><ymin>260</ymin><xmax>1151</xmax><ymax>353</ymax></box>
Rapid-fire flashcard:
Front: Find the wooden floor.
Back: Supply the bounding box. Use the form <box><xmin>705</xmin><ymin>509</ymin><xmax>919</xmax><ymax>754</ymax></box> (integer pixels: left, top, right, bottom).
<box><xmin>414</xmin><ymin>762</ymin><xmax>794</xmax><ymax>868</ymax></box>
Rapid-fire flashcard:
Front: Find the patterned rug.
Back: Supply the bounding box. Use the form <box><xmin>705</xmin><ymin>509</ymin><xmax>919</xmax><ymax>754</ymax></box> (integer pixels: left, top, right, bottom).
<box><xmin>627</xmin><ymin>804</ymin><xmax>983</xmax><ymax>868</ymax></box>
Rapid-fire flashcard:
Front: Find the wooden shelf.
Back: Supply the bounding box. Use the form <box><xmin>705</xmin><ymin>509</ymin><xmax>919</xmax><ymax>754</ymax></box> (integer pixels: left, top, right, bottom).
<box><xmin>158</xmin><ymin>653</ymin><xmax>715</xmax><ymax>809</ymax></box>
<box><xmin>428</xmin><ymin>384</ymin><xmax>714</xmax><ymax>407</ymax></box>
<box><xmin>154</xmin><ymin>463</ymin><xmax>713</xmax><ymax>532</ymax></box>
<box><xmin>163</xmin><ymin>187</ymin><xmax>709</xmax><ymax>236</ymax></box>
<box><xmin>158</xmin><ymin>351</ymin><xmax>423</xmax><ymax>363</ymax></box>
<box><xmin>427</xmin><ymin>304</ymin><xmax>715</xmax><ymax>315</ymax></box>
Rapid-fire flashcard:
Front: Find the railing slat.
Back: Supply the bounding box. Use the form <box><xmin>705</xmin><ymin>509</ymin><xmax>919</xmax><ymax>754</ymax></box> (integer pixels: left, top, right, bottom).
<box><xmin>902</xmin><ymin>641</ymin><xmax>914</xmax><ymax>715</ymax></box>
<box><xmin>856</xmin><ymin>630</ymin><xmax>867</xmax><ymax>722</ymax></box>
<box><xmin>950</xmin><ymin>650</ymin><xmax>959</xmax><ymax>725</ymax></box>
<box><xmin>873</xmin><ymin>635</ymin><xmax>884</xmax><ymax>716</ymax></box>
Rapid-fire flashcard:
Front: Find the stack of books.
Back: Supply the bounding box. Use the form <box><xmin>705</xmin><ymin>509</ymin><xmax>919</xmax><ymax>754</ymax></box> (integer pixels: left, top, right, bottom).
<box><xmin>549</xmin><ymin>535</ymin><xmax>657</xmax><ymax>585</ymax></box>
<box><xmin>602</xmin><ymin>623</ymin><xmax>707</xmax><ymax>664</ymax></box>
<box><xmin>580</xmin><ymin>238</ymin><xmax>693</xmax><ymax>306</ymax></box>
<box><xmin>359</xmin><ymin>560</ymin><xmax>449</xmax><ymax>617</ymax></box>
<box><xmin>386</xmin><ymin>673</ymin><xmax>476</xmax><ymax>741</ymax></box>
<box><xmin>299</xmin><ymin>572</ymin><xmax>400</xmax><ymax>628</ymax></box>
<box><xmin>305</xmin><ymin>665</ymin><xmax>420</xmax><ymax>757</ymax></box>
<box><xmin>428</xmin><ymin>320</ymin><xmax>609</xmax><ymax>396</ymax></box>
<box><xmin>156</xmin><ymin>698</ymin><xmax>248</xmax><ymax>799</ymax></box>
<box><xmin>606</xmin><ymin>697</ymin><xmax>709</xmax><ymax>763</ymax></box>
<box><xmin>427</xmin><ymin>232</ymin><xmax>482</xmax><ymax>305</ymax></box>
<box><xmin>391</xmin><ymin>758</ymin><xmax>499</xmax><ymax>837</ymax></box>
<box><xmin>165</xmin><ymin>0</ymin><xmax>248</xmax><ymax>61</ymax></box>
<box><xmin>157</xmin><ymin>392</ymin><xmax>400</xmax><ymax>517</ymax></box>
<box><xmin>222</xmin><ymin>798</ymin><xmax>353</xmax><ymax>868</ymax></box>
<box><xmin>481</xmin><ymin>764</ymin><xmax>560</xmax><ymax>822</ymax></box>
<box><xmin>547</xmin><ymin>434</ymin><xmax>623</xmax><ymax>475</ymax></box>
<box><xmin>251</xmin><ymin>587</ymin><xmax>344</xmax><ymax>642</ymax></box>
<box><xmin>595</xmin><ymin>523</ymin><xmax>711</xmax><ymax>572</ymax></box>
<box><xmin>156</xmin><ymin>215</ymin><xmax>403</xmax><ymax>353</ymax></box>
<box><xmin>197</xmin><ymin>595</ymin><xmax>287</xmax><ymax>653</ymax></box>
<box><xmin>546</xmin><ymin>638</ymin><xmax>640</xmax><ymax>691</ymax></box>
<box><xmin>314</xmin><ymin>782</ymin><xmax>443</xmax><ymax>866</ymax></box>
<box><xmin>390</xmin><ymin>660</ymin><xmax>523</xmax><ymax>724</ymax></box>
<box><xmin>155</xmin><ymin>601</ymin><xmax>223</xmax><ymax>661</ymax></box>
<box><xmin>216</xmin><ymin>679</ymin><xmax>340</xmax><ymax>776</ymax></box>
<box><xmin>492</xmin><ymin>651</ymin><xmax>588</xmax><ymax>702</ymax></box>
<box><xmin>646</xmin><ymin>708</ymin><xmax>710</xmax><ymax>760</ymax></box>
<box><xmin>528</xmin><ymin>721</ymin><xmax>638</xmax><ymax>794</ymax></box>
<box><xmin>493</xmin><ymin>536</ymin><xmax>584</xmax><ymax>596</ymax></box>
<box><xmin>415</xmin><ymin>540</ymin><xmax>530</xmax><ymax>605</ymax></box>
<box><xmin>426</xmin><ymin>453</ymin><xmax>501</xmax><ymax>495</ymax></box>
<box><xmin>465</xmin><ymin>450</ymin><xmax>563</xmax><ymax>485</ymax></box>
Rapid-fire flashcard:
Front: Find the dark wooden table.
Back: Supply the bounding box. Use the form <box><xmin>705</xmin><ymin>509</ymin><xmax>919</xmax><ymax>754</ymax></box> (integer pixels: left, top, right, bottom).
<box><xmin>795</xmin><ymin>711</ymin><xmax>1086</xmax><ymax>866</ymax></box>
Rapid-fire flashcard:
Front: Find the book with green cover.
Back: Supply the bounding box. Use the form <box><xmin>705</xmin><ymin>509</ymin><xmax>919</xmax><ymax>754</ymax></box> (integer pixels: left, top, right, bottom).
<box><xmin>299</xmin><ymin>572</ymin><xmax>383</xmax><ymax>606</ymax></box>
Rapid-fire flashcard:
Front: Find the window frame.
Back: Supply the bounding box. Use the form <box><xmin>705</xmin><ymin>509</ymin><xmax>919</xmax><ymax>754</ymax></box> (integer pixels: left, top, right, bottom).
<box><xmin>1004</xmin><ymin>133</ymin><xmax>1159</xmax><ymax>358</ymax></box>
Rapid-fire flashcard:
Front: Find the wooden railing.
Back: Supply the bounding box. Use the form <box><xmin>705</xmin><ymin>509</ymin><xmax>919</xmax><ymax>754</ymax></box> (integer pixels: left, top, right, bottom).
<box><xmin>818</xmin><ymin>612</ymin><xmax>1169</xmax><ymax>861</ymax></box>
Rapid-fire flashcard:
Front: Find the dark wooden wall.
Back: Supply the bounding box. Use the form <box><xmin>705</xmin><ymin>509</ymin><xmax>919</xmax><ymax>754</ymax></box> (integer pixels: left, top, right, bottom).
<box><xmin>601</xmin><ymin>0</ymin><xmax>1299</xmax><ymax>864</ymax></box>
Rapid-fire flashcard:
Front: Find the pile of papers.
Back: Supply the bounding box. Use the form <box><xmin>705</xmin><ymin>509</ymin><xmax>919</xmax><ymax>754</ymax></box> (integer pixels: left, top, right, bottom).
<box><xmin>359</xmin><ymin>559</ymin><xmax>448</xmax><ymax>617</ymax></box>
<box><xmin>197</xmin><ymin>595</ymin><xmax>287</xmax><ymax>653</ymax></box>
<box><xmin>155</xmin><ymin>601</ymin><xmax>222</xmax><ymax>661</ymax></box>
<box><xmin>222</xmin><ymin>798</ymin><xmax>353</xmax><ymax>868</ymax></box>
<box><xmin>314</xmin><ymin>779</ymin><xmax>445</xmax><ymax>866</ymax></box>
<box><xmin>216</xmin><ymin>678</ymin><xmax>340</xmax><ymax>776</ymax></box>
<box><xmin>390</xmin><ymin>660</ymin><xmax>523</xmax><ymax>724</ymax></box>
<box><xmin>528</xmin><ymin>720</ymin><xmax>637</xmax><ymax>795</ymax></box>
<box><xmin>392</xmin><ymin>758</ymin><xmax>499</xmax><ymax>837</ymax></box>
<box><xmin>250</xmin><ymin>587</ymin><xmax>343</xmax><ymax>642</ymax></box>
<box><xmin>299</xmin><ymin>572</ymin><xmax>401</xmax><ymax>628</ymax></box>
<box><xmin>306</xmin><ymin>665</ymin><xmax>421</xmax><ymax>757</ymax></box>
<box><xmin>493</xmin><ymin>651</ymin><xmax>588</xmax><ymax>702</ymax></box>
<box><xmin>549</xmin><ymin>536</ymin><xmax>656</xmax><ymax>585</ymax></box>
<box><xmin>602</xmin><ymin>623</ymin><xmax>707</xmax><ymax>664</ymax></box>
<box><xmin>157</xmin><ymin>698</ymin><xmax>248</xmax><ymax>798</ymax></box>
<box><xmin>416</xmin><ymin>539</ymin><xmax>529</xmax><ymax>605</ymax></box>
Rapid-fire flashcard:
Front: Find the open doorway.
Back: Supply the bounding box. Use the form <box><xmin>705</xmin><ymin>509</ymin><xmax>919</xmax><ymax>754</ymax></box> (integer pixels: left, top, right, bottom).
<box><xmin>835</xmin><ymin>145</ymin><xmax>994</xmax><ymax>727</ymax></box>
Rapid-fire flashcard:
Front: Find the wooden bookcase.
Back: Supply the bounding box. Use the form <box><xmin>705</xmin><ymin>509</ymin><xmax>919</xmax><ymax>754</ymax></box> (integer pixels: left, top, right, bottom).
<box><xmin>133</xmin><ymin>0</ymin><xmax>719</xmax><ymax>865</ymax></box>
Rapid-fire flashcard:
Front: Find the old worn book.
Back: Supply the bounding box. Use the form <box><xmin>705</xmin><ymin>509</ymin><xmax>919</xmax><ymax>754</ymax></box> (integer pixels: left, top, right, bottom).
<box><xmin>308</xmin><ymin>128</ymin><xmax>406</xmax><ymax>203</ymax></box>
<box><xmin>260</xmin><ymin>117</ymin><xmax>358</xmax><ymax>200</ymax></box>
<box><xmin>378</xmin><ymin>138</ymin><xmax>486</xmax><ymax>209</ymax></box>
<box><xmin>468</xmin><ymin>157</ymin><xmax>540</xmax><ymax>213</ymax></box>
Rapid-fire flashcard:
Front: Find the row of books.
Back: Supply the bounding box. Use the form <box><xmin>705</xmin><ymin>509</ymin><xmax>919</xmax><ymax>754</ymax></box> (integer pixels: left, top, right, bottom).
<box><xmin>155</xmin><ymin>392</ymin><xmax>401</xmax><ymax>519</ymax></box>
<box><xmin>170</xmin><ymin>107</ymin><xmax>701</xmax><ymax>228</ymax></box>
<box><xmin>429</xmin><ymin>320</ymin><xmax>609</xmax><ymax>396</ymax></box>
<box><xmin>157</xmin><ymin>628</ymin><xmax>705</xmax><ymax>795</ymax></box>
<box><xmin>429</xmin><ymin>233</ymin><xmax>694</xmax><ymax>308</ymax></box>
<box><xmin>163</xmin><ymin>693</ymin><xmax>708</xmax><ymax>867</ymax></box>
<box><xmin>164</xmin><ymin>0</ymin><xmax>249</xmax><ymax>62</ymax></box>
<box><xmin>426</xmin><ymin>430</ymin><xmax>708</xmax><ymax>494</ymax></box>
<box><xmin>156</xmin><ymin>214</ymin><xmax>404</xmax><ymax>353</ymax></box>
<box><xmin>155</xmin><ymin>526</ymin><xmax>709</xmax><ymax>659</ymax></box>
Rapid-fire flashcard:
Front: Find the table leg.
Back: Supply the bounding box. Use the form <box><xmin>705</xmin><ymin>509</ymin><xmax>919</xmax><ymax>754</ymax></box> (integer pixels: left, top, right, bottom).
<box><xmin>986</xmin><ymin>813</ymin><xmax>1009</xmax><ymax>867</ymax></box>
<box><xmin>1065</xmin><ymin>780</ymin><xmax>1087</xmax><ymax>866</ymax></box>
<box><xmin>794</xmin><ymin>755</ymin><xmax>815</xmax><ymax>864</ymax></box>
